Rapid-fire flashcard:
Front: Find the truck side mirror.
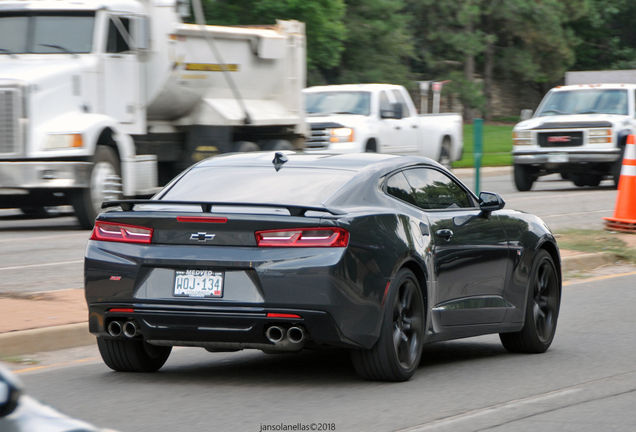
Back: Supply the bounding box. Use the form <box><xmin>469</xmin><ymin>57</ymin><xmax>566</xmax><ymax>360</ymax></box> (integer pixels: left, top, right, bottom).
<box><xmin>520</xmin><ymin>109</ymin><xmax>533</xmax><ymax>121</ymax></box>
<box><xmin>393</xmin><ymin>103</ymin><xmax>403</xmax><ymax>119</ymax></box>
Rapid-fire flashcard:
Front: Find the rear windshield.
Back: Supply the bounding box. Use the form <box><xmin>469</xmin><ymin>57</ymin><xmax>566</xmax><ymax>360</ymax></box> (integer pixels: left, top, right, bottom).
<box><xmin>159</xmin><ymin>166</ymin><xmax>356</xmax><ymax>206</ymax></box>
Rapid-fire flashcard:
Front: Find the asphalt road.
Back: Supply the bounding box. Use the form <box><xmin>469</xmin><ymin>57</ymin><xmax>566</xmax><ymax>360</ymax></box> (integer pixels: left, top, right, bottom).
<box><xmin>0</xmin><ymin>172</ymin><xmax>617</xmax><ymax>295</ymax></box>
<box><xmin>5</xmin><ymin>271</ymin><xmax>636</xmax><ymax>432</ymax></box>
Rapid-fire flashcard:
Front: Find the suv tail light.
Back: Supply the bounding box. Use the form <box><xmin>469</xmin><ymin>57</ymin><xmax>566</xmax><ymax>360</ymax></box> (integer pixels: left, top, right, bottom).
<box><xmin>255</xmin><ymin>227</ymin><xmax>349</xmax><ymax>247</ymax></box>
<box><xmin>91</xmin><ymin>221</ymin><xmax>153</xmax><ymax>244</ymax></box>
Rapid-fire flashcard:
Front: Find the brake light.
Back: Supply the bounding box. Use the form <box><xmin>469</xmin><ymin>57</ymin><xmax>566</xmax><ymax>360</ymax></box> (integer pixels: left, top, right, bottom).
<box><xmin>109</xmin><ymin>308</ymin><xmax>134</xmax><ymax>313</ymax></box>
<box><xmin>176</xmin><ymin>216</ymin><xmax>228</xmax><ymax>223</ymax></box>
<box><xmin>91</xmin><ymin>221</ymin><xmax>153</xmax><ymax>244</ymax></box>
<box><xmin>267</xmin><ymin>313</ymin><xmax>302</xmax><ymax>318</ymax></box>
<box><xmin>255</xmin><ymin>227</ymin><xmax>349</xmax><ymax>247</ymax></box>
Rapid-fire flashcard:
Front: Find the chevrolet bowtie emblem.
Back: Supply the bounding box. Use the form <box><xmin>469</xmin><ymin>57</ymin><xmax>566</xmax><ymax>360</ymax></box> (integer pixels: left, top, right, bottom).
<box><xmin>190</xmin><ymin>232</ymin><xmax>216</xmax><ymax>242</ymax></box>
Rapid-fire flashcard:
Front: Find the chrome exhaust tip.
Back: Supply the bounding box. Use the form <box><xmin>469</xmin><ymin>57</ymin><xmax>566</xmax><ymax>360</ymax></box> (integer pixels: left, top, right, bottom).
<box><xmin>107</xmin><ymin>321</ymin><xmax>122</xmax><ymax>337</ymax></box>
<box><xmin>123</xmin><ymin>321</ymin><xmax>138</xmax><ymax>338</ymax></box>
<box><xmin>287</xmin><ymin>326</ymin><xmax>306</xmax><ymax>344</ymax></box>
<box><xmin>265</xmin><ymin>326</ymin><xmax>285</xmax><ymax>343</ymax></box>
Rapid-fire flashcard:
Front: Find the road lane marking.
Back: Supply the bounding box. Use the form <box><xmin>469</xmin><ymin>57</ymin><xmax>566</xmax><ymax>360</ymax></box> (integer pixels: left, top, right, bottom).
<box><xmin>564</xmin><ymin>270</ymin><xmax>636</xmax><ymax>286</ymax></box>
<box><xmin>508</xmin><ymin>190</ymin><xmax>616</xmax><ymax>202</ymax></box>
<box><xmin>398</xmin><ymin>370</ymin><xmax>636</xmax><ymax>432</ymax></box>
<box><xmin>541</xmin><ymin>209</ymin><xmax>613</xmax><ymax>218</ymax></box>
<box><xmin>12</xmin><ymin>357</ymin><xmax>98</xmax><ymax>374</ymax></box>
<box><xmin>0</xmin><ymin>260</ymin><xmax>83</xmax><ymax>272</ymax></box>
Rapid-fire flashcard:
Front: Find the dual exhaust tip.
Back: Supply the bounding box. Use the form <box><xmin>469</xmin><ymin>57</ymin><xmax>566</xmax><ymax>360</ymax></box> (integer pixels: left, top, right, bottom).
<box><xmin>108</xmin><ymin>320</ymin><xmax>139</xmax><ymax>338</ymax></box>
<box><xmin>266</xmin><ymin>325</ymin><xmax>306</xmax><ymax>345</ymax></box>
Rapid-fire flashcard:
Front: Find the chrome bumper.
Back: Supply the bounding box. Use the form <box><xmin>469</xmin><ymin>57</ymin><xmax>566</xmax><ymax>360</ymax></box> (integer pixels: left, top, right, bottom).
<box><xmin>513</xmin><ymin>148</ymin><xmax>621</xmax><ymax>165</ymax></box>
<box><xmin>0</xmin><ymin>161</ymin><xmax>92</xmax><ymax>190</ymax></box>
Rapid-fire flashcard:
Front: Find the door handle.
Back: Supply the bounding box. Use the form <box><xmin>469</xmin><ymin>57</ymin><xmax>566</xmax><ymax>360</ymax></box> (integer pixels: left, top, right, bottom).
<box><xmin>412</xmin><ymin>125</ymin><xmax>418</xmax><ymax>128</ymax></box>
<box><xmin>419</xmin><ymin>222</ymin><xmax>429</xmax><ymax>236</ymax></box>
<box><xmin>395</xmin><ymin>126</ymin><xmax>401</xmax><ymax>130</ymax></box>
<box><xmin>435</xmin><ymin>229</ymin><xmax>453</xmax><ymax>241</ymax></box>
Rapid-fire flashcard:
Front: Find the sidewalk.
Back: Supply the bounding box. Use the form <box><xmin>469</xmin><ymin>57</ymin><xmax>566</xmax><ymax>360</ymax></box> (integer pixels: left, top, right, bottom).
<box><xmin>0</xmin><ymin>249</ymin><xmax>624</xmax><ymax>358</ymax></box>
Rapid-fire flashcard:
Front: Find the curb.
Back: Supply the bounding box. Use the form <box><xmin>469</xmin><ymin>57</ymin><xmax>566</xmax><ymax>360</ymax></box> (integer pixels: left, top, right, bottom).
<box><xmin>0</xmin><ymin>323</ymin><xmax>94</xmax><ymax>358</ymax></box>
<box><xmin>561</xmin><ymin>251</ymin><xmax>615</xmax><ymax>273</ymax></box>
<box><xmin>452</xmin><ymin>166</ymin><xmax>512</xmax><ymax>179</ymax></box>
<box><xmin>0</xmin><ymin>250</ymin><xmax>620</xmax><ymax>358</ymax></box>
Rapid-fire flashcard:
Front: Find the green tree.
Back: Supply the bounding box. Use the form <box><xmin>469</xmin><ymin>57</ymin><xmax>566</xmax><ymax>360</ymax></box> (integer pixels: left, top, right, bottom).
<box><xmin>330</xmin><ymin>0</ymin><xmax>414</xmax><ymax>86</ymax></box>
<box><xmin>201</xmin><ymin>0</ymin><xmax>347</xmax><ymax>82</ymax></box>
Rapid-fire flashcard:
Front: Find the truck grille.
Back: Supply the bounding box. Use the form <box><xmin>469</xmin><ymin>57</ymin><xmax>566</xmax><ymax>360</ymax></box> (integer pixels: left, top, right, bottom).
<box><xmin>306</xmin><ymin>128</ymin><xmax>329</xmax><ymax>149</ymax></box>
<box><xmin>538</xmin><ymin>131</ymin><xmax>583</xmax><ymax>147</ymax></box>
<box><xmin>0</xmin><ymin>88</ymin><xmax>20</xmax><ymax>155</ymax></box>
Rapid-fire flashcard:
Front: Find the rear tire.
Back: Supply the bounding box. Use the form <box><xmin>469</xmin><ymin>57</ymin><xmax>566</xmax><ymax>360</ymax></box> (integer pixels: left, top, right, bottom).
<box><xmin>500</xmin><ymin>250</ymin><xmax>560</xmax><ymax>353</ymax></box>
<box><xmin>350</xmin><ymin>269</ymin><xmax>425</xmax><ymax>382</ymax></box>
<box><xmin>365</xmin><ymin>139</ymin><xmax>377</xmax><ymax>153</ymax></box>
<box><xmin>232</xmin><ymin>141</ymin><xmax>260</xmax><ymax>152</ymax></box>
<box><xmin>438</xmin><ymin>138</ymin><xmax>451</xmax><ymax>169</ymax></box>
<box><xmin>262</xmin><ymin>139</ymin><xmax>294</xmax><ymax>151</ymax></box>
<box><xmin>72</xmin><ymin>146</ymin><xmax>122</xmax><ymax>230</ymax></box>
<box><xmin>513</xmin><ymin>164</ymin><xmax>535</xmax><ymax>191</ymax></box>
<box><xmin>97</xmin><ymin>337</ymin><xmax>172</xmax><ymax>372</ymax></box>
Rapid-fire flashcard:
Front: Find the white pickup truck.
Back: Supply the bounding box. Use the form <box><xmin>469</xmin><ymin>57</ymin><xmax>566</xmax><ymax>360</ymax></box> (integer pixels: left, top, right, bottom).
<box><xmin>512</xmin><ymin>71</ymin><xmax>636</xmax><ymax>191</ymax></box>
<box><xmin>303</xmin><ymin>84</ymin><xmax>463</xmax><ymax>166</ymax></box>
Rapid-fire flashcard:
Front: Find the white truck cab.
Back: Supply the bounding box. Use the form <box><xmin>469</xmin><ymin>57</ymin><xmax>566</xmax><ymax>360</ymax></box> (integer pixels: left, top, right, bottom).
<box><xmin>512</xmin><ymin>74</ymin><xmax>636</xmax><ymax>190</ymax></box>
<box><xmin>0</xmin><ymin>0</ymin><xmax>306</xmax><ymax>227</ymax></box>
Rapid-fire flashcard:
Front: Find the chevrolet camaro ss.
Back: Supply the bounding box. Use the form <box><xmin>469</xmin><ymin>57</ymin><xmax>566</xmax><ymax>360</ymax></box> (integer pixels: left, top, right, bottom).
<box><xmin>85</xmin><ymin>152</ymin><xmax>561</xmax><ymax>381</ymax></box>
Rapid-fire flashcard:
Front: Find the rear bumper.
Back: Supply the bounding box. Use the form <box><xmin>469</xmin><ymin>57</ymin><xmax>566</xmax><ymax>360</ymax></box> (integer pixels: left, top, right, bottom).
<box><xmin>88</xmin><ymin>303</ymin><xmax>358</xmax><ymax>349</ymax></box>
<box><xmin>85</xmin><ymin>240</ymin><xmax>387</xmax><ymax>350</ymax></box>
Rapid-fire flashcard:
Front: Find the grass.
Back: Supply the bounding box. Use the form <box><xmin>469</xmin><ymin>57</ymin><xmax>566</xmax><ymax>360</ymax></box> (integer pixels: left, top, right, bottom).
<box><xmin>555</xmin><ymin>229</ymin><xmax>636</xmax><ymax>264</ymax></box>
<box><xmin>453</xmin><ymin>123</ymin><xmax>514</xmax><ymax>168</ymax></box>
<box><xmin>0</xmin><ymin>355</ymin><xmax>40</xmax><ymax>365</ymax></box>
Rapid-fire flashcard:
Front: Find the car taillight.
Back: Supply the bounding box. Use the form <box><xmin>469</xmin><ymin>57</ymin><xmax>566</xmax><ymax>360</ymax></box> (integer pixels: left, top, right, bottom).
<box><xmin>91</xmin><ymin>221</ymin><xmax>153</xmax><ymax>244</ymax></box>
<box><xmin>255</xmin><ymin>227</ymin><xmax>349</xmax><ymax>247</ymax></box>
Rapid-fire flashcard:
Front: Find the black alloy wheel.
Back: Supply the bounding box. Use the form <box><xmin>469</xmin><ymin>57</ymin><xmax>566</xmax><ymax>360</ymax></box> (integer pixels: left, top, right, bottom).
<box><xmin>500</xmin><ymin>250</ymin><xmax>560</xmax><ymax>353</ymax></box>
<box><xmin>350</xmin><ymin>268</ymin><xmax>425</xmax><ymax>381</ymax></box>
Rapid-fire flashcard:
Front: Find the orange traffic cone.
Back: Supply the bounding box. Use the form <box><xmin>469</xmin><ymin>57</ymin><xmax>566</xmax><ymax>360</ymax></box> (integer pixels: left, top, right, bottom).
<box><xmin>603</xmin><ymin>134</ymin><xmax>636</xmax><ymax>232</ymax></box>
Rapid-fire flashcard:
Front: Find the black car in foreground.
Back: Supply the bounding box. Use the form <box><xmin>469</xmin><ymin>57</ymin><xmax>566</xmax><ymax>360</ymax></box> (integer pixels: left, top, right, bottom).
<box><xmin>85</xmin><ymin>152</ymin><xmax>561</xmax><ymax>381</ymax></box>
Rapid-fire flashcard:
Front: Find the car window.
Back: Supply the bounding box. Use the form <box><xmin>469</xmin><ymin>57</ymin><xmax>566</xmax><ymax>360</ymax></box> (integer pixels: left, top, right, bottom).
<box><xmin>391</xmin><ymin>90</ymin><xmax>411</xmax><ymax>117</ymax></box>
<box><xmin>106</xmin><ymin>17</ymin><xmax>131</xmax><ymax>53</ymax></box>
<box><xmin>379</xmin><ymin>91</ymin><xmax>392</xmax><ymax>114</ymax></box>
<box><xmin>386</xmin><ymin>172</ymin><xmax>417</xmax><ymax>206</ymax></box>
<box><xmin>160</xmin><ymin>166</ymin><xmax>357</xmax><ymax>207</ymax></box>
<box><xmin>402</xmin><ymin>168</ymin><xmax>473</xmax><ymax>210</ymax></box>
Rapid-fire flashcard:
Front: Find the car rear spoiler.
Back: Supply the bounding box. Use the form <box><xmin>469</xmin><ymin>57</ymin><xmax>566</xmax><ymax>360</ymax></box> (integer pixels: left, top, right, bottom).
<box><xmin>101</xmin><ymin>200</ymin><xmax>346</xmax><ymax>217</ymax></box>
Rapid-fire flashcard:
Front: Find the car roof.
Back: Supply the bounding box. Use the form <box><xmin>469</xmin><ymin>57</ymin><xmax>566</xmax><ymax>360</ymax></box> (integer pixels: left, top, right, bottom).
<box><xmin>194</xmin><ymin>151</ymin><xmax>438</xmax><ymax>173</ymax></box>
<box><xmin>303</xmin><ymin>84</ymin><xmax>404</xmax><ymax>93</ymax></box>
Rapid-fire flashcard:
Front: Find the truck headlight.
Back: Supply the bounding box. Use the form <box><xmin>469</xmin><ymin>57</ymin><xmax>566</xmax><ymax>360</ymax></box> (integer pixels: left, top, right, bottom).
<box><xmin>329</xmin><ymin>128</ymin><xmax>354</xmax><ymax>143</ymax></box>
<box><xmin>588</xmin><ymin>129</ymin><xmax>612</xmax><ymax>144</ymax></box>
<box><xmin>45</xmin><ymin>134</ymin><xmax>83</xmax><ymax>149</ymax></box>
<box><xmin>513</xmin><ymin>130</ymin><xmax>532</xmax><ymax>146</ymax></box>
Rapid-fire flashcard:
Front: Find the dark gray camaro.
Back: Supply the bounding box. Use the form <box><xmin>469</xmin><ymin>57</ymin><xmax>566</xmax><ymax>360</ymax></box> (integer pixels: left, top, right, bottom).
<box><xmin>85</xmin><ymin>152</ymin><xmax>561</xmax><ymax>382</ymax></box>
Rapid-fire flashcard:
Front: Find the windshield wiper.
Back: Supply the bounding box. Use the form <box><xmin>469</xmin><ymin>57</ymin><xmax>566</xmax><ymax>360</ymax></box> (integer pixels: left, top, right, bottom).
<box><xmin>578</xmin><ymin>110</ymin><xmax>598</xmax><ymax>114</ymax></box>
<box><xmin>39</xmin><ymin>44</ymin><xmax>76</xmax><ymax>55</ymax></box>
<box><xmin>0</xmin><ymin>48</ymin><xmax>13</xmax><ymax>54</ymax></box>
<box><xmin>332</xmin><ymin>111</ymin><xmax>359</xmax><ymax>115</ymax></box>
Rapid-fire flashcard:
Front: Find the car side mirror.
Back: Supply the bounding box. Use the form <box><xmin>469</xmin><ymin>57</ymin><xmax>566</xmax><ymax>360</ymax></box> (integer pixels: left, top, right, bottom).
<box><xmin>0</xmin><ymin>365</ymin><xmax>22</xmax><ymax>418</ymax></box>
<box><xmin>520</xmin><ymin>109</ymin><xmax>533</xmax><ymax>121</ymax></box>
<box><xmin>479</xmin><ymin>191</ymin><xmax>505</xmax><ymax>212</ymax></box>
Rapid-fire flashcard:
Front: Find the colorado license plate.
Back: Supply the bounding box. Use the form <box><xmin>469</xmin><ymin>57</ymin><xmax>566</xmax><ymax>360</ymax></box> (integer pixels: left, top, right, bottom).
<box><xmin>174</xmin><ymin>270</ymin><xmax>224</xmax><ymax>298</ymax></box>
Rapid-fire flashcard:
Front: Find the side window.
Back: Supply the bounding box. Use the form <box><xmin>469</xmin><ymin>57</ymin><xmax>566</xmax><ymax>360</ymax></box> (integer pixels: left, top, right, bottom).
<box><xmin>379</xmin><ymin>91</ymin><xmax>392</xmax><ymax>115</ymax></box>
<box><xmin>106</xmin><ymin>17</ymin><xmax>131</xmax><ymax>53</ymax></box>
<box><xmin>402</xmin><ymin>168</ymin><xmax>473</xmax><ymax>210</ymax></box>
<box><xmin>386</xmin><ymin>172</ymin><xmax>417</xmax><ymax>206</ymax></box>
<box><xmin>391</xmin><ymin>90</ymin><xmax>411</xmax><ymax>117</ymax></box>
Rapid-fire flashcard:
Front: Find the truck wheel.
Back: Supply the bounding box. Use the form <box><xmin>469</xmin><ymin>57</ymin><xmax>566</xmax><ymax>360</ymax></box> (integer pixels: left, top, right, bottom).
<box><xmin>514</xmin><ymin>164</ymin><xmax>535</xmax><ymax>191</ymax></box>
<box><xmin>72</xmin><ymin>146</ymin><xmax>122</xmax><ymax>230</ymax></box>
<box><xmin>438</xmin><ymin>138</ymin><xmax>451</xmax><ymax>169</ymax></box>
<box><xmin>365</xmin><ymin>139</ymin><xmax>377</xmax><ymax>153</ymax></box>
<box><xmin>263</xmin><ymin>139</ymin><xmax>294</xmax><ymax>151</ymax></box>
<box><xmin>612</xmin><ymin>148</ymin><xmax>625</xmax><ymax>188</ymax></box>
<box><xmin>232</xmin><ymin>141</ymin><xmax>260</xmax><ymax>152</ymax></box>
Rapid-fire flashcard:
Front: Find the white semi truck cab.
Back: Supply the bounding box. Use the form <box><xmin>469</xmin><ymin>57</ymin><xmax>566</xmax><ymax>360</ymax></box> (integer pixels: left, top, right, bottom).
<box><xmin>512</xmin><ymin>71</ymin><xmax>636</xmax><ymax>191</ymax></box>
<box><xmin>0</xmin><ymin>0</ymin><xmax>306</xmax><ymax>227</ymax></box>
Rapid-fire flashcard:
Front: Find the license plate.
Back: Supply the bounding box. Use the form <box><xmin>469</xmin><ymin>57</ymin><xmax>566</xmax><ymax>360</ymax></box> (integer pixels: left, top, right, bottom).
<box><xmin>174</xmin><ymin>270</ymin><xmax>224</xmax><ymax>298</ymax></box>
<box><xmin>547</xmin><ymin>153</ymin><xmax>569</xmax><ymax>163</ymax></box>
